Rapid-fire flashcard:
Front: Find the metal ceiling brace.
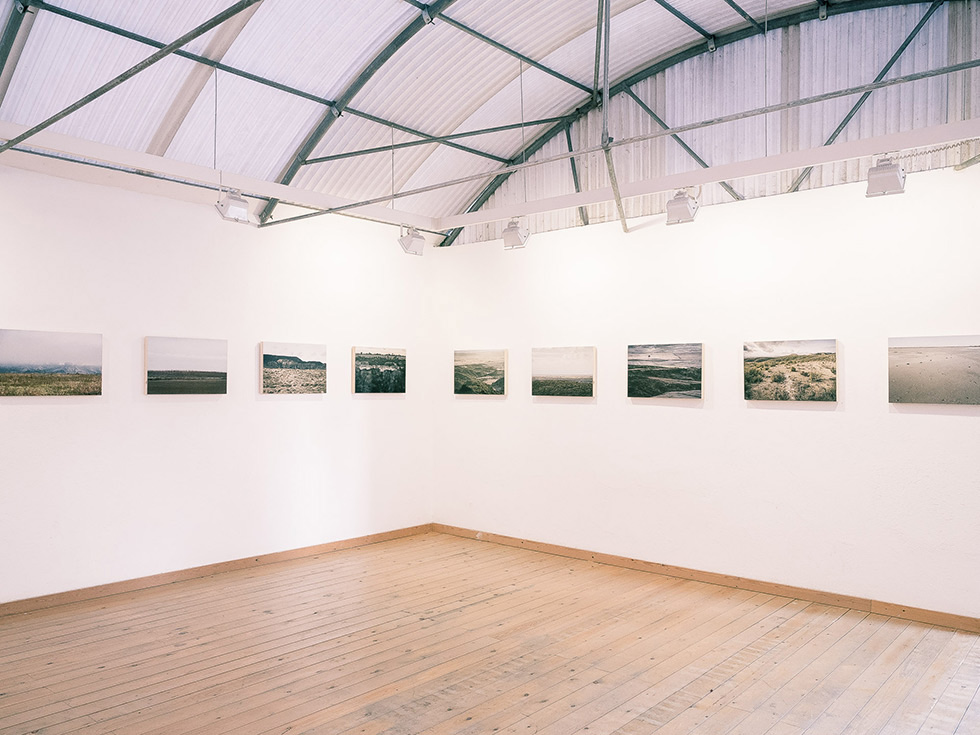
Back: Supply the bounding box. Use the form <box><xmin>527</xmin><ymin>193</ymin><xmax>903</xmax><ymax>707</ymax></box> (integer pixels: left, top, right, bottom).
<box><xmin>721</xmin><ymin>0</ymin><xmax>767</xmax><ymax>35</ymax></box>
<box><xmin>438</xmin><ymin>0</ymin><xmax>928</xmax><ymax>247</ymax></box>
<box><xmin>623</xmin><ymin>87</ymin><xmax>744</xmax><ymax>201</ymax></box>
<box><xmin>592</xmin><ymin>0</ymin><xmax>605</xmax><ymax>107</ymax></box>
<box><xmin>564</xmin><ymin>124</ymin><xmax>590</xmax><ymax>226</ymax></box>
<box><xmin>601</xmin><ymin>0</ymin><xmax>629</xmax><ymax>233</ymax></box>
<box><xmin>0</xmin><ymin>0</ymin><xmax>264</xmax><ymax>157</ymax></box>
<box><xmin>24</xmin><ymin>0</ymin><xmax>504</xmax><ymax>167</ymax></box>
<box><xmin>648</xmin><ymin>0</ymin><xmax>717</xmax><ymax>51</ymax></box>
<box><xmin>257</xmin><ymin>0</ymin><xmax>462</xmax><ymax>224</ymax></box>
<box><xmin>0</xmin><ymin>1</ymin><xmax>37</xmax><ymax>106</ymax></box>
<box><xmin>787</xmin><ymin>0</ymin><xmax>945</xmax><ymax>192</ymax></box>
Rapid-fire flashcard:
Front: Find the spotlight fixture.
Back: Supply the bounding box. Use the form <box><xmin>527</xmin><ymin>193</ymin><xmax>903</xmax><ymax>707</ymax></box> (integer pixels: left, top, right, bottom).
<box><xmin>502</xmin><ymin>219</ymin><xmax>529</xmax><ymax>249</ymax></box>
<box><xmin>398</xmin><ymin>225</ymin><xmax>424</xmax><ymax>255</ymax></box>
<box><xmin>866</xmin><ymin>157</ymin><xmax>906</xmax><ymax>197</ymax></box>
<box><xmin>665</xmin><ymin>190</ymin><xmax>699</xmax><ymax>225</ymax></box>
<box><xmin>215</xmin><ymin>189</ymin><xmax>251</xmax><ymax>223</ymax></box>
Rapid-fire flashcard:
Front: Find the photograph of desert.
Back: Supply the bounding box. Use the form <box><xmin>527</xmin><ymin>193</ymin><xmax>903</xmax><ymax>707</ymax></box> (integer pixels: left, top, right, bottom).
<box><xmin>145</xmin><ymin>336</ymin><xmax>227</xmax><ymax>395</ymax></box>
<box><xmin>627</xmin><ymin>343</ymin><xmax>702</xmax><ymax>398</ymax></box>
<box><xmin>353</xmin><ymin>347</ymin><xmax>406</xmax><ymax>394</ymax></box>
<box><xmin>531</xmin><ymin>346</ymin><xmax>596</xmax><ymax>397</ymax></box>
<box><xmin>454</xmin><ymin>349</ymin><xmax>506</xmax><ymax>395</ymax></box>
<box><xmin>0</xmin><ymin>328</ymin><xmax>102</xmax><ymax>396</ymax></box>
<box><xmin>261</xmin><ymin>342</ymin><xmax>327</xmax><ymax>394</ymax></box>
<box><xmin>744</xmin><ymin>339</ymin><xmax>837</xmax><ymax>401</ymax></box>
<box><xmin>888</xmin><ymin>335</ymin><xmax>980</xmax><ymax>405</ymax></box>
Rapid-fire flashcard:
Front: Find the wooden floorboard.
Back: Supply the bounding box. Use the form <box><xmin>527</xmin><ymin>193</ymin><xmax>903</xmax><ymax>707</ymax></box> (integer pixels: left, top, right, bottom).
<box><xmin>0</xmin><ymin>532</ymin><xmax>977</xmax><ymax>735</ymax></box>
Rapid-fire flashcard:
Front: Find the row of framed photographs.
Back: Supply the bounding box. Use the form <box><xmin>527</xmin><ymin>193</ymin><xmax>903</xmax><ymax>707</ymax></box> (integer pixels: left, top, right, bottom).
<box><xmin>1</xmin><ymin>329</ymin><xmax>978</xmax><ymax>405</ymax></box>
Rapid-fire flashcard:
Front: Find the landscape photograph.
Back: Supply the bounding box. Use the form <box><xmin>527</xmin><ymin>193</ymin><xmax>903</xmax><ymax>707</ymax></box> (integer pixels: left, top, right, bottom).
<box><xmin>261</xmin><ymin>342</ymin><xmax>327</xmax><ymax>394</ymax></box>
<box><xmin>889</xmin><ymin>335</ymin><xmax>980</xmax><ymax>405</ymax></box>
<box><xmin>454</xmin><ymin>349</ymin><xmax>507</xmax><ymax>395</ymax></box>
<box><xmin>531</xmin><ymin>346</ymin><xmax>596</xmax><ymax>397</ymax></box>
<box><xmin>744</xmin><ymin>339</ymin><xmax>837</xmax><ymax>401</ymax></box>
<box><xmin>0</xmin><ymin>328</ymin><xmax>102</xmax><ymax>396</ymax></box>
<box><xmin>145</xmin><ymin>336</ymin><xmax>228</xmax><ymax>395</ymax></box>
<box><xmin>353</xmin><ymin>347</ymin><xmax>406</xmax><ymax>394</ymax></box>
<box><xmin>627</xmin><ymin>343</ymin><xmax>702</xmax><ymax>399</ymax></box>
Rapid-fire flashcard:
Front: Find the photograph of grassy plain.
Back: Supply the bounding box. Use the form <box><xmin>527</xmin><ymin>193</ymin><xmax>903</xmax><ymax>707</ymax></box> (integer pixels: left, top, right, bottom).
<box><xmin>145</xmin><ymin>336</ymin><xmax>227</xmax><ymax>395</ymax></box>
<box><xmin>353</xmin><ymin>347</ymin><xmax>406</xmax><ymax>394</ymax></box>
<box><xmin>454</xmin><ymin>349</ymin><xmax>506</xmax><ymax>395</ymax></box>
<box><xmin>628</xmin><ymin>343</ymin><xmax>702</xmax><ymax>398</ymax></box>
<box><xmin>261</xmin><ymin>342</ymin><xmax>326</xmax><ymax>394</ymax></box>
<box><xmin>0</xmin><ymin>328</ymin><xmax>102</xmax><ymax>396</ymax></box>
<box><xmin>889</xmin><ymin>335</ymin><xmax>980</xmax><ymax>405</ymax></box>
<box><xmin>531</xmin><ymin>346</ymin><xmax>596</xmax><ymax>397</ymax></box>
<box><xmin>744</xmin><ymin>339</ymin><xmax>837</xmax><ymax>401</ymax></box>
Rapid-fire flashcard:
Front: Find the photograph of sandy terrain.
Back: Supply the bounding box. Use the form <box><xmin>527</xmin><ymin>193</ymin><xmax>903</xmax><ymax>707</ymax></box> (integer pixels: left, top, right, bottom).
<box><xmin>744</xmin><ymin>339</ymin><xmax>837</xmax><ymax>401</ymax></box>
<box><xmin>889</xmin><ymin>335</ymin><xmax>980</xmax><ymax>405</ymax></box>
<box><xmin>628</xmin><ymin>343</ymin><xmax>702</xmax><ymax>398</ymax></box>
<box><xmin>261</xmin><ymin>342</ymin><xmax>326</xmax><ymax>394</ymax></box>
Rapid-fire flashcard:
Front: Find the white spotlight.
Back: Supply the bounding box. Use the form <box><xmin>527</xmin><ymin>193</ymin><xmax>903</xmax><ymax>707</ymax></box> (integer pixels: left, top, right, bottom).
<box><xmin>502</xmin><ymin>219</ymin><xmax>529</xmax><ymax>249</ymax></box>
<box><xmin>866</xmin><ymin>157</ymin><xmax>906</xmax><ymax>197</ymax></box>
<box><xmin>398</xmin><ymin>226</ymin><xmax>425</xmax><ymax>255</ymax></box>
<box><xmin>215</xmin><ymin>189</ymin><xmax>251</xmax><ymax>223</ymax></box>
<box><xmin>665</xmin><ymin>190</ymin><xmax>699</xmax><ymax>225</ymax></box>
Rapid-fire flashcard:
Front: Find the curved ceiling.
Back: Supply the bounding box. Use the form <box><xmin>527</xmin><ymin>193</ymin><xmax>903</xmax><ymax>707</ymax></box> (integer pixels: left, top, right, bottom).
<box><xmin>0</xmin><ymin>0</ymin><xmax>977</xmax><ymax>242</ymax></box>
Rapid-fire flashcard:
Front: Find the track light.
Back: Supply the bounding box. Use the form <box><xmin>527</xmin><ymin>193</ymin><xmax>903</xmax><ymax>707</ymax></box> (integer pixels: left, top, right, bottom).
<box><xmin>398</xmin><ymin>225</ymin><xmax>424</xmax><ymax>255</ymax></box>
<box><xmin>665</xmin><ymin>190</ymin><xmax>699</xmax><ymax>225</ymax></box>
<box><xmin>502</xmin><ymin>219</ymin><xmax>529</xmax><ymax>249</ymax></box>
<box><xmin>866</xmin><ymin>157</ymin><xmax>906</xmax><ymax>197</ymax></box>
<box><xmin>215</xmin><ymin>189</ymin><xmax>250</xmax><ymax>223</ymax></box>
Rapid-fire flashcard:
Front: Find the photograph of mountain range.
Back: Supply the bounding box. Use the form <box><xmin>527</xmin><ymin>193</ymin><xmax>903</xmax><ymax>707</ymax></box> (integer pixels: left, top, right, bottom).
<box><xmin>261</xmin><ymin>342</ymin><xmax>327</xmax><ymax>394</ymax></box>
<box><xmin>454</xmin><ymin>349</ymin><xmax>506</xmax><ymax>395</ymax></box>
<box><xmin>0</xmin><ymin>328</ymin><xmax>102</xmax><ymax>396</ymax></box>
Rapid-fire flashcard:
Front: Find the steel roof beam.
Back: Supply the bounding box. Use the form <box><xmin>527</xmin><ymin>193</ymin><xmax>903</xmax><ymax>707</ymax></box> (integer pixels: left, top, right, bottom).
<box><xmin>564</xmin><ymin>124</ymin><xmax>589</xmax><ymax>226</ymax></box>
<box><xmin>720</xmin><ymin>0</ymin><xmax>767</xmax><ymax>35</ymax></box>
<box><xmin>623</xmin><ymin>86</ymin><xmax>744</xmax><ymax>201</ymax></box>
<box><xmin>25</xmin><ymin>0</ymin><xmax>504</xmax><ymax>167</ymax></box>
<box><xmin>257</xmin><ymin>0</ymin><xmax>462</xmax><ymax>223</ymax></box>
<box><xmin>787</xmin><ymin>0</ymin><xmax>944</xmax><ymax>192</ymax></box>
<box><xmin>649</xmin><ymin>0</ymin><xmax>715</xmax><ymax>41</ymax></box>
<box><xmin>439</xmin><ymin>0</ymin><xmax>932</xmax><ymax>246</ymax></box>
<box><xmin>0</xmin><ymin>0</ymin><xmax>264</xmax><ymax>157</ymax></box>
<box><xmin>0</xmin><ymin>1</ymin><xmax>37</xmax><ymax>107</ymax></box>
<box><xmin>401</xmin><ymin>0</ymin><xmax>592</xmax><ymax>95</ymax></box>
<box><xmin>593</xmin><ymin>0</ymin><xmax>605</xmax><ymax>106</ymax></box>
<box><xmin>601</xmin><ymin>0</ymin><xmax>628</xmax><ymax>232</ymax></box>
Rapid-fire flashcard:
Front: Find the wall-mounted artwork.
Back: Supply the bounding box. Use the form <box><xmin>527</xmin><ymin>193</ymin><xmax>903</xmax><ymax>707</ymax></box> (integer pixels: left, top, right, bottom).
<box><xmin>261</xmin><ymin>342</ymin><xmax>326</xmax><ymax>394</ymax></box>
<box><xmin>352</xmin><ymin>347</ymin><xmax>406</xmax><ymax>393</ymax></box>
<box><xmin>531</xmin><ymin>346</ymin><xmax>596</xmax><ymax>397</ymax></box>
<box><xmin>454</xmin><ymin>349</ymin><xmax>507</xmax><ymax>395</ymax></box>
<box><xmin>628</xmin><ymin>343</ymin><xmax>702</xmax><ymax>399</ymax></box>
<box><xmin>145</xmin><ymin>336</ymin><xmax>227</xmax><ymax>395</ymax></box>
<box><xmin>0</xmin><ymin>328</ymin><xmax>102</xmax><ymax>396</ymax></box>
<box><xmin>889</xmin><ymin>335</ymin><xmax>980</xmax><ymax>405</ymax></box>
<box><xmin>744</xmin><ymin>339</ymin><xmax>837</xmax><ymax>401</ymax></box>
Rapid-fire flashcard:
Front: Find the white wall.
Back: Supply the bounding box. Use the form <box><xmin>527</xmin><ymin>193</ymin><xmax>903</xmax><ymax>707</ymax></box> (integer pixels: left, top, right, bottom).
<box><xmin>2</xmin><ymin>163</ymin><xmax>978</xmax><ymax>618</ymax></box>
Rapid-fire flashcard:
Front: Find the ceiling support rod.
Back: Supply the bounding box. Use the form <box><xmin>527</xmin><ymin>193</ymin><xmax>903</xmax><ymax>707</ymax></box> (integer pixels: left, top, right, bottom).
<box><xmin>623</xmin><ymin>86</ymin><xmax>744</xmax><ymax>201</ymax></box>
<box><xmin>721</xmin><ymin>0</ymin><xmax>767</xmax><ymax>35</ymax></box>
<box><xmin>787</xmin><ymin>0</ymin><xmax>944</xmax><ymax>193</ymax></box>
<box><xmin>0</xmin><ymin>1</ymin><xmax>37</xmax><ymax>106</ymax></box>
<box><xmin>24</xmin><ymin>0</ymin><xmax>504</xmax><ymax>165</ymax></box>
<box><xmin>648</xmin><ymin>0</ymin><xmax>715</xmax><ymax>44</ymax></box>
<box><xmin>592</xmin><ymin>0</ymin><xmax>605</xmax><ymax>107</ymax></box>
<box><xmin>401</xmin><ymin>0</ymin><xmax>591</xmax><ymax>95</ymax></box>
<box><xmin>564</xmin><ymin>124</ymin><xmax>590</xmax><ymax>226</ymax></box>
<box><xmin>601</xmin><ymin>0</ymin><xmax>629</xmax><ymax>233</ymax></box>
<box><xmin>0</xmin><ymin>0</ymin><xmax>264</xmax><ymax>156</ymax></box>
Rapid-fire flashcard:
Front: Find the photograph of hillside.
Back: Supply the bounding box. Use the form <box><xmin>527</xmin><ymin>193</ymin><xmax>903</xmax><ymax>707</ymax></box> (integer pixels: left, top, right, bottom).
<box><xmin>353</xmin><ymin>347</ymin><xmax>406</xmax><ymax>394</ymax></box>
<box><xmin>0</xmin><ymin>328</ymin><xmax>102</xmax><ymax>396</ymax></box>
<box><xmin>454</xmin><ymin>349</ymin><xmax>506</xmax><ymax>395</ymax></box>
<box><xmin>531</xmin><ymin>346</ymin><xmax>596</xmax><ymax>397</ymax></box>
<box><xmin>744</xmin><ymin>339</ymin><xmax>837</xmax><ymax>401</ymax></box>
<box><xmin>628</xmin><ymin>343</ymin><xmax>702</xmax><ymax>398</ymax></box>
<box><xmin>889</xmin><ymin>335</ymin><xmax>980</xmax><ymax>405</ymax></box>
<box><xmin>261</xmin><ymin>342</ymin><xmax>327</xmax><ymax>394</ymax></box>
<box><xmin>145</xmin><ymin>336</ymin><xmax>227</xmax><ymax>395</ymax></box>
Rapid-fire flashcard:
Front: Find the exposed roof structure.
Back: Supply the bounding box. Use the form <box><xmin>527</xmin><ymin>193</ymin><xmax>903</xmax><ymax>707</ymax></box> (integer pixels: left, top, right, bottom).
<box><xmin>0</xmin><ymin>0</ymin><xmax>977</xmax><ymax>245</ymax></box>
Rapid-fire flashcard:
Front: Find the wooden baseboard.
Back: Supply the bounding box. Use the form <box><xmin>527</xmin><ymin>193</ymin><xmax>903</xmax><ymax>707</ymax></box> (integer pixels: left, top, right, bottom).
<box><xmin>432</xmin><ymin>523</ymin><xmax>980</xmax><ymax>634</ymax></box>
<box><xmin>0</xmin><ymin>524</ymin><xmax>434</xmax><ymax>618</ymax></box>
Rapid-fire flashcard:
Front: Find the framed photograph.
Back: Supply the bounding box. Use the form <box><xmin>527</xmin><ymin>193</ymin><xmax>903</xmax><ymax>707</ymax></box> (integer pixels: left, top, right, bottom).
<box><xmin>352</xmin><ymin>347</ymin><xmax>406</xmax><ymax>393</ymax></box>
<box><xmin>261</xmin><ymin>342</ymin><xmax>326</xmax><ymax>394</ymax></box>
<box><xmin>889</xmin><ymin>335</ymin><xmax>980</xmax><ymax>405</ymax></box>
<box><xmin>0</xmin><ymin>328</ymin><xmax>102</xmax><ymax>396</ymax></box>
<box><xmin>531</xmin><ymin>346</ymin><xmax>596</xmax><ymax>397</ymax></box>
<box><xmin>145</xmin><ymin>336</ymin><xmax>228</xmax><ymax>395</ymax></box>
<box><xmin>627</xmin><ymin>343</ymin><xmax>702</xmax><ymax>398</ymax></box>
<box><xmin>454</xmin><ymin>349</ymin><xmax>507</xmax><ymax>395</ymax></box>
<box><xmin>744</xmin><ymin>339</ymin><xmax>837</xmax><ymax>401</ymax></box>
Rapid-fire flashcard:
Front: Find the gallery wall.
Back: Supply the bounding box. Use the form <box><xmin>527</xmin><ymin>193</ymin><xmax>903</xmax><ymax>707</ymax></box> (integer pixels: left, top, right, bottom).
<box><xmin>1</xmin><ymin>162</ymin><xmax>978</xmax><ymax>618</ymax></box>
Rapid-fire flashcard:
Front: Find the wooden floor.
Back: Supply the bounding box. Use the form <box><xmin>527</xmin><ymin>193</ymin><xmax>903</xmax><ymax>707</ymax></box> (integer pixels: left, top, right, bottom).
<box><xmin>1</xmin><ymin>533</ymin><xmax>978</xmax><ymax>735</ymax></box>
